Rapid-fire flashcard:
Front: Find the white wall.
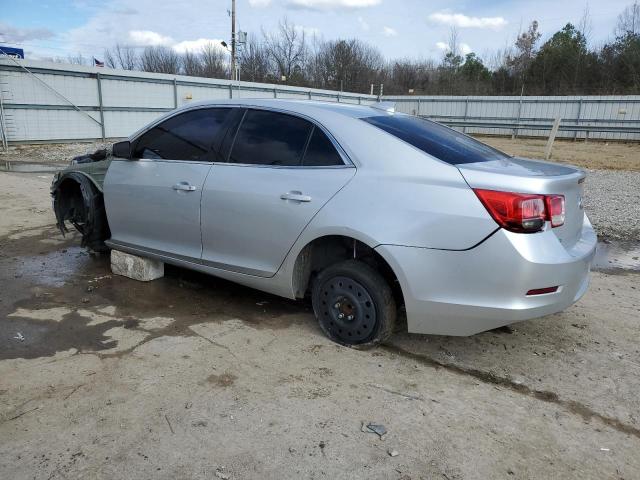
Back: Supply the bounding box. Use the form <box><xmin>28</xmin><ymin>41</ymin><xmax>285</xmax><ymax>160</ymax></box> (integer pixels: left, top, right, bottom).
<box><xmin>0</xmin><ymin>58</ymin><xmax>376</xmax><ymax>142</ymax></box>
<box><xmin>2</xmin><ymin>58</ymin><xmax>639</xmax><ymax>142</ymax></box>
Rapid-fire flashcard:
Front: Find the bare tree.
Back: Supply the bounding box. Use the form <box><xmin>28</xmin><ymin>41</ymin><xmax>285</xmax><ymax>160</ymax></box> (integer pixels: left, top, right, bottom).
<box><xmin>200</xmin><ymin>43</ymin><xmax>227</xmax><ymax>78</ymax></box>
<box><xmin>447</xmin><ymin>27</ymin><xmax>461</xmax><ymax>61</ymax></box>
<box><xmin>387</xmin><ymin>59</ymin><xmax>435</xmax><ymax>94</ymax></box>
<box><xmin>616</xmin><ymin>1</ymin><xmax>640</xmax><ymax>36</ymax></box>
<box><xmin>263</xmin><ymin>18</ymin><xmax>307</xmax><ymax>83</ymax></box>
<box><xmin>67</xmin><ymin>53</ymin><xmax>88</xmax><ymax>65</ymax></box>
<box><xmin>182</xmin><ymin>49</ymin><xmax>203</xmax><ymax>76</ymax></box>
<box><xmin>140</xmin><ymin>46</ymin><xmax>181</xmax><ymax>74</ymax></box>
<box><xmin>104</xmin><ymin>44</ymin><xmax>138</xmax><ymax>70</ymax></box>
<box><xmin>438</xmin><ymin>28</ymin><xmax>464</xmax><ymax>93</ymax></box>
<box><xmin>508</xmin><ymin>20</ymin><xmax>541</xmax><ymax>93</ymax></box>
<box><xmin>573</xmin><ymin>6</ymin><xmax>594</xmax><ymax>90</ymax></box>
<box><xmin>313</xmin><ymin>38</ymin><xmax>384</xmax><ymax>92</ymax></box>
<box><xmin>239</xmin><ymin>35</ymin><xmax>271</xmax><ymax>83</ymax></box>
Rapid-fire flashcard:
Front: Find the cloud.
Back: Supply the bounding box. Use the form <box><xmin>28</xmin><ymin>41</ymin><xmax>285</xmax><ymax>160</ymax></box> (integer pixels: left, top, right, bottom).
<box><xmin>428</xmin><ymin>12</ymin><xmax>507</xmax><ymax>30</ymax></box>
<box><xmin>128</xmin><ymin>30</ymin><xmax>174</xmax><ymax>47</ymax></box>
<box><xmin>435</xmin><ymin>41</ymin><xmax>472</xmax><ymax>55</ymax></box>
<box><xmin>287</xmin><ymin>0</ymin><xmax>381</xmax><ymax>10</ymax></box>
<box><xmin>172</xmin><ymin>38</ymin><xmax>227</xmax><ymax>54</ymax></box>
<box><xmin>357</xmin><ymin>16</ymin><xmax>370</xmax><ymax>31</ymax></box>
<box><xmin>382</xmin><ymin>26</ymin><xmax>397</xmax><ymax>37</ymax></box>
<box><xmin>0</xmin><ymin>22</ymin><xmax>55</xmax><ymax>42</ymax></box>
<box><xmin>249</xmin><ymin>0</ymin><xmax>271</xmax><ymax>6</ymax></box>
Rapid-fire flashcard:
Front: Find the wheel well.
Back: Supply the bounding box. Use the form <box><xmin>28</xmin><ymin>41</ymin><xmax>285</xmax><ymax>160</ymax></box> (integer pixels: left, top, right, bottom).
<box><xmin>53</xmin><ymin>177</ymin><xmax>87</xmax><ymax>231</ymax></box>
<box><xmin>52</xmin><ymin>173</ymin><xmax>110</xmax><ymax>251</ymax></box>
<box><xmin>292</xmin><ymin>235</ymin><xmax>404</xmax><ymax>307</ymax></box>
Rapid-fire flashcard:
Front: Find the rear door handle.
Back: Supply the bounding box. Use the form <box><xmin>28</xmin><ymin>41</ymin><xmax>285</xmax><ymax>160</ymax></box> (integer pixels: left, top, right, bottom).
<box><xmin>280</xmin><ymin>191</ymin><xmax>311</xmax><ymax>202</ymax></box>
<box><xmin>173</xmin><ymin>182</ymin><xmax>197</xmax><ymax>192</ymax></box>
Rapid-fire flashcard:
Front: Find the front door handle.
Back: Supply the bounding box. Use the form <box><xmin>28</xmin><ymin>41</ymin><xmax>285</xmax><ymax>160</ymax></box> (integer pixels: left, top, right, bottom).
<box><xmin>280</xmin><ymin>191</ymin><xmax>311</xmax><ymax>203</ymax></box>
<box><xmin>173</xmin><ymin>182</ymin><xmax>197</xmax><ymax>192</ymax></box>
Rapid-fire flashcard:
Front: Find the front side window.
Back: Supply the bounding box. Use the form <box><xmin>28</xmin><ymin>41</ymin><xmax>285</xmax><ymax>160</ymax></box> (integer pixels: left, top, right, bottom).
<box><xmin>229</xmin><ymin>110</ymin><xmax>312</xmax><ymax>166</ymax></box>
<box><xmin>362</xmin><ymin>114</ymin><xmax>510</xmax><ymax>165</ymax></box>
<box><xmin>134</xmin><ymin>108</ymin><xmax>230</xmax><ymax>161</ymax></box>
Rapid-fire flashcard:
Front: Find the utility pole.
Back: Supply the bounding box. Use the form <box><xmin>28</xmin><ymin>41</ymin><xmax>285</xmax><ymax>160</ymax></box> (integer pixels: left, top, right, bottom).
<box><xmin>231</xmin><ymin>0</ymin><xmax>236</xmax><ymax>81</ymax></box>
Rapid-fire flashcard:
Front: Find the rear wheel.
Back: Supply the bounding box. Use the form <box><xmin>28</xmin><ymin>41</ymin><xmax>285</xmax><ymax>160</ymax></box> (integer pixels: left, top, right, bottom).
<box><xmin>311</xmin><ymin>260</ymin><xmax>396</xmax><ymax>346</ymax></box>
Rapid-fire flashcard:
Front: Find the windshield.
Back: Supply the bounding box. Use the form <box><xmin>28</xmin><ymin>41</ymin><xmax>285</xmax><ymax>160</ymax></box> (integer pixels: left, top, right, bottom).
<box><xmin>362</xmin><ymin>114</ymin><xmax>511</xmax><ymax>165</ymax></box>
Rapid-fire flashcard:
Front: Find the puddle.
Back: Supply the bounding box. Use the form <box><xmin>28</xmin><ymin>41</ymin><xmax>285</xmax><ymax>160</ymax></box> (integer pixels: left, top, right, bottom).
<box><xmin>15</xmin><ymin>246</ymin><xmax>107</xmax><ymax>288</ymax></box>
<box><xmin>0</xmin><ymin>161</ymin><xmax>65</xmax><ymax>173</ymax></box>
<box><xmin>1</xmin><ymin>230</ymin><xmax>310</xmax><ymax>360</ymax></box>
<box><xmin>593</xmin><ymin>241</ymin><xmax>640</xmax><ymax>272</ymax></box>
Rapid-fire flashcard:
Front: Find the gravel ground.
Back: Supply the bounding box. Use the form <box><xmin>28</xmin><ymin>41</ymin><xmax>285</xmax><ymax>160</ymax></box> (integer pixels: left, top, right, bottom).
<box><xmin>583</xmin><ymin>169</ymin><xmax>640</xmax><ymax>241</ymax></box>
<box><xmin>0</xmin><ymin>141</ymin><xmax>113</xmax><ymax>165</ymax></box>
<box><xmin>2</xmin><ymin>140</ymin><xmax>638</xmax><ymax>240</ymax></box>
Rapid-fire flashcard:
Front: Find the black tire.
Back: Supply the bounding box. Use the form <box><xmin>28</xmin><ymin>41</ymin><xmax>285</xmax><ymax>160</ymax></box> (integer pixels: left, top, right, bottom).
<box><xmin>311</xmin><ymin>260</ymin><xmax>396</xmax><ymax>347</ymax></box>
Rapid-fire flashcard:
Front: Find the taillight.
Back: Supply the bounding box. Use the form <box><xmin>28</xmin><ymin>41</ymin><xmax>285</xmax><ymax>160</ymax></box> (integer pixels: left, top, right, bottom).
<box><xmin>473</xmin><ymin>189</ymin><xmax>565</xmax><ymax>233</ymax></box>
<box><xmin>545</xmin><ymin>195</ymin><xmax>565</xmax><ymax>227</ymax></box>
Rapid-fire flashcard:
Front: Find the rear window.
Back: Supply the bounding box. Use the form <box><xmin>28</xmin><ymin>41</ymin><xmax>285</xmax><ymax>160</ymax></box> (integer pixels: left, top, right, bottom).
<box><xmin>229</xmin><ymin>109</ymin><xmax>311</xmax><ymax>166</ymax></box>
<box><xmin>362</xmin><ymin>114</ymin><xmax>510</xmax><ymax>165</ymax></box>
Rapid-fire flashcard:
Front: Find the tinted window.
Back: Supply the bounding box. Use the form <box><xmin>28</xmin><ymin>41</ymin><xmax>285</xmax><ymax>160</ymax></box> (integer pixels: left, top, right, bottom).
<box><xmin>303</xmin><ymin>127</ymin><xmax>344</xmax><ymax>166</ymax></box>
<box><xmin>229</xmin><ymin>110</ymin><xmax>312</xmax><ymax>166</ymax></box>
<box><xmin>134</xmin><ymin>108</ymin><xmax>230</xmax><ymax>161</ymax></box>
<box><xmin>362</xmin><ymin>114</ymin><xmax>510</xmax><ymax>165</ymax></box>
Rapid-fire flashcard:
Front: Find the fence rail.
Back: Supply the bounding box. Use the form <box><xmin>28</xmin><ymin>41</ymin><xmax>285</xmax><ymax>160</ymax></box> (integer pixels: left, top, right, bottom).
<box><xmin>388</xmin><ymin>95</ymin><xmax>640</xmax><ymax>141</ymax></box>
<box><xmin>2</xmin><ymin>58</ymin><xmax>640</xmax><ymax>143</ymax></box>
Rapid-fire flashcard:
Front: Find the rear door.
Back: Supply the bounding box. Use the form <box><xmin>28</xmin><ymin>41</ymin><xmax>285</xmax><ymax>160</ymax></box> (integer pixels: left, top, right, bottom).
<box><xmin>105</xmin><ymin>108</ymin><xmax>231</xmax><ymax>260</ymax></box>
<box><xmin>201</xmin><ymin>108</ymin><xmax>355</xmax><ymax>277</ymax></box>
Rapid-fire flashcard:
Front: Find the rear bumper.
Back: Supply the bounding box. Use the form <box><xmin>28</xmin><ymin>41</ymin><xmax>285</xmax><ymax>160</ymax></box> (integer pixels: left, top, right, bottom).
<box><xmin>375</xmin><ymin>215</ymin><xmax>597</xmax><ymax>336</ymax></box>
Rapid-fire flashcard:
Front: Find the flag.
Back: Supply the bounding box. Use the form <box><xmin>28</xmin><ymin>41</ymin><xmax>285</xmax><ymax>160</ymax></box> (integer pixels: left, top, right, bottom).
<box><xmin>94</xmin><ymin>58</ymin><xmax>104</xmax><ymax>67</ymax></box>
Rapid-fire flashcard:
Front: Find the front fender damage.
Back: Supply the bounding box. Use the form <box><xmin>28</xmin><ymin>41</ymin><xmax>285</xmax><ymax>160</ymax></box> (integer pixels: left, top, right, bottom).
<box><xmin>51</xmin><ymin>172</ymin><xmax>110</xmax><ymax>251</ymax></box>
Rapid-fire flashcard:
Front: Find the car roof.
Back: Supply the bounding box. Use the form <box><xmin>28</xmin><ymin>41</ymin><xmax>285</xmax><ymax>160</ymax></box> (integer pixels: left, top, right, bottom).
<box><xmin>175</xmin><ymin>98</ymin><xmax>385</xmax><ymax>119</ymax></box>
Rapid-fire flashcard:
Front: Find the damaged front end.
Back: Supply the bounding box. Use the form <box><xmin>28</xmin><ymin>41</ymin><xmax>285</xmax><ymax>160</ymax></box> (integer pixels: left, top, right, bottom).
<box><xmin>51</xmin><ymin>150</ymin><xmax>113</xmax><ymax>251</ymax></box>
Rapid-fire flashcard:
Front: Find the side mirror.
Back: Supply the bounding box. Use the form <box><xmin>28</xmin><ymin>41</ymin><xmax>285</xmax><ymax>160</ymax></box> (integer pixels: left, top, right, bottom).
<box><xmin>112</xmin><ymin>140</ymin><xmax>132</xmax><ymax>159</ymax></box>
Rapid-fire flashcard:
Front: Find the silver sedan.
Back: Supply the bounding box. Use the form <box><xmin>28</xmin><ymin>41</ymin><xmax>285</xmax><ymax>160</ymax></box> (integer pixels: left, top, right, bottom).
<box><xmin>52</xmin><ymin>99</ymin><xmax>597</xmax><ymax>346</ymax></box>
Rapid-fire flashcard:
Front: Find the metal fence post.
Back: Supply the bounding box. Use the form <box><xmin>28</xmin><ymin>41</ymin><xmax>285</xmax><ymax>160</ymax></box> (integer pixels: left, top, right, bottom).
<box><xmin>96</xmin><ymin>72</ymin><xmax>106</xmax><ymax>141</ymax></box>
<box><xmin>513</xmin><ymin>96</ymin><xmax>523</xmax><ymax>139</ymax></box>
<box><xmin>574</xmin><ymin>98</ymin><xmax>583</xmax><ymax>141</ymax></box>
<box><xmin>462</xmin><ymin>97</ymin><xmax>469</xmax><ymax>133</ymax></box>
<box><xmin>273</xmin><ymin>88</ymin><xmax>277</xmax><ymax>98</ymax></box>
<box><xmin>417</xmin><ymin>98</ymin><xmax>421</xmax><ymax>116</ymax></box>
<box><xmin>173</xmin><ymin>78</ymin><xmax>178</xmax><ymax>108</ymax></box>
<box><xmin>229</xmin><ymin>84</ymin><xmax>233</xmax><ymax>99</ymax></box>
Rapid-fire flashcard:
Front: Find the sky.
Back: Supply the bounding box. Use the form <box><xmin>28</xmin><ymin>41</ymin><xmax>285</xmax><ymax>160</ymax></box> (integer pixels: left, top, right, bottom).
<box><xmin>0</xmin><ymin>0</ymin><xmax>634</xmax><ymax>65</ymax></box>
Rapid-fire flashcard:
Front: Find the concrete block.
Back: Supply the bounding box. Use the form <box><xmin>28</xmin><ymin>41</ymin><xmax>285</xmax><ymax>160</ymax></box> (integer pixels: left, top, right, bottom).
<box><xmin>111</xmin><ymin>249</ymin><xmax>164</xmax><ymax>281</ymax></box>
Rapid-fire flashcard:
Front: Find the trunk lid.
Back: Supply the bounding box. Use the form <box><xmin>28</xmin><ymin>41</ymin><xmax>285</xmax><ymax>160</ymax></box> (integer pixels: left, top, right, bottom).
<box><xmin>457</xmin><ymin>157</ymin><xmax>586</xmax><ymax>247</ymax></box>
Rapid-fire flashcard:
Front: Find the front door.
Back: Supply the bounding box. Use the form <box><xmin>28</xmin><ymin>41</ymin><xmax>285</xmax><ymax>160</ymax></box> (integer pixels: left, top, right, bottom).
<box><xmin>105</xmin><ymin>108</ymin><xmax>232</xmax><ymax>260</ymax></box>
<box><xmin>201</xmin><ymin>108</ymin><xmax>355</xmax><ymax>276</ymax></box>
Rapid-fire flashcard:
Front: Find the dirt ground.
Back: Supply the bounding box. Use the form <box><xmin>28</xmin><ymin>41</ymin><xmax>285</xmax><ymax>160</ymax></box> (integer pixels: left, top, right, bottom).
<box><xmin>480</xmin><ymin>136</ymin><xmax>640</xmax><ymax>172</ymax></box>
<box><xmin>1</xmin><ymin>172</ymin><xmax>639</xmax><ymax>480</ymax></box>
